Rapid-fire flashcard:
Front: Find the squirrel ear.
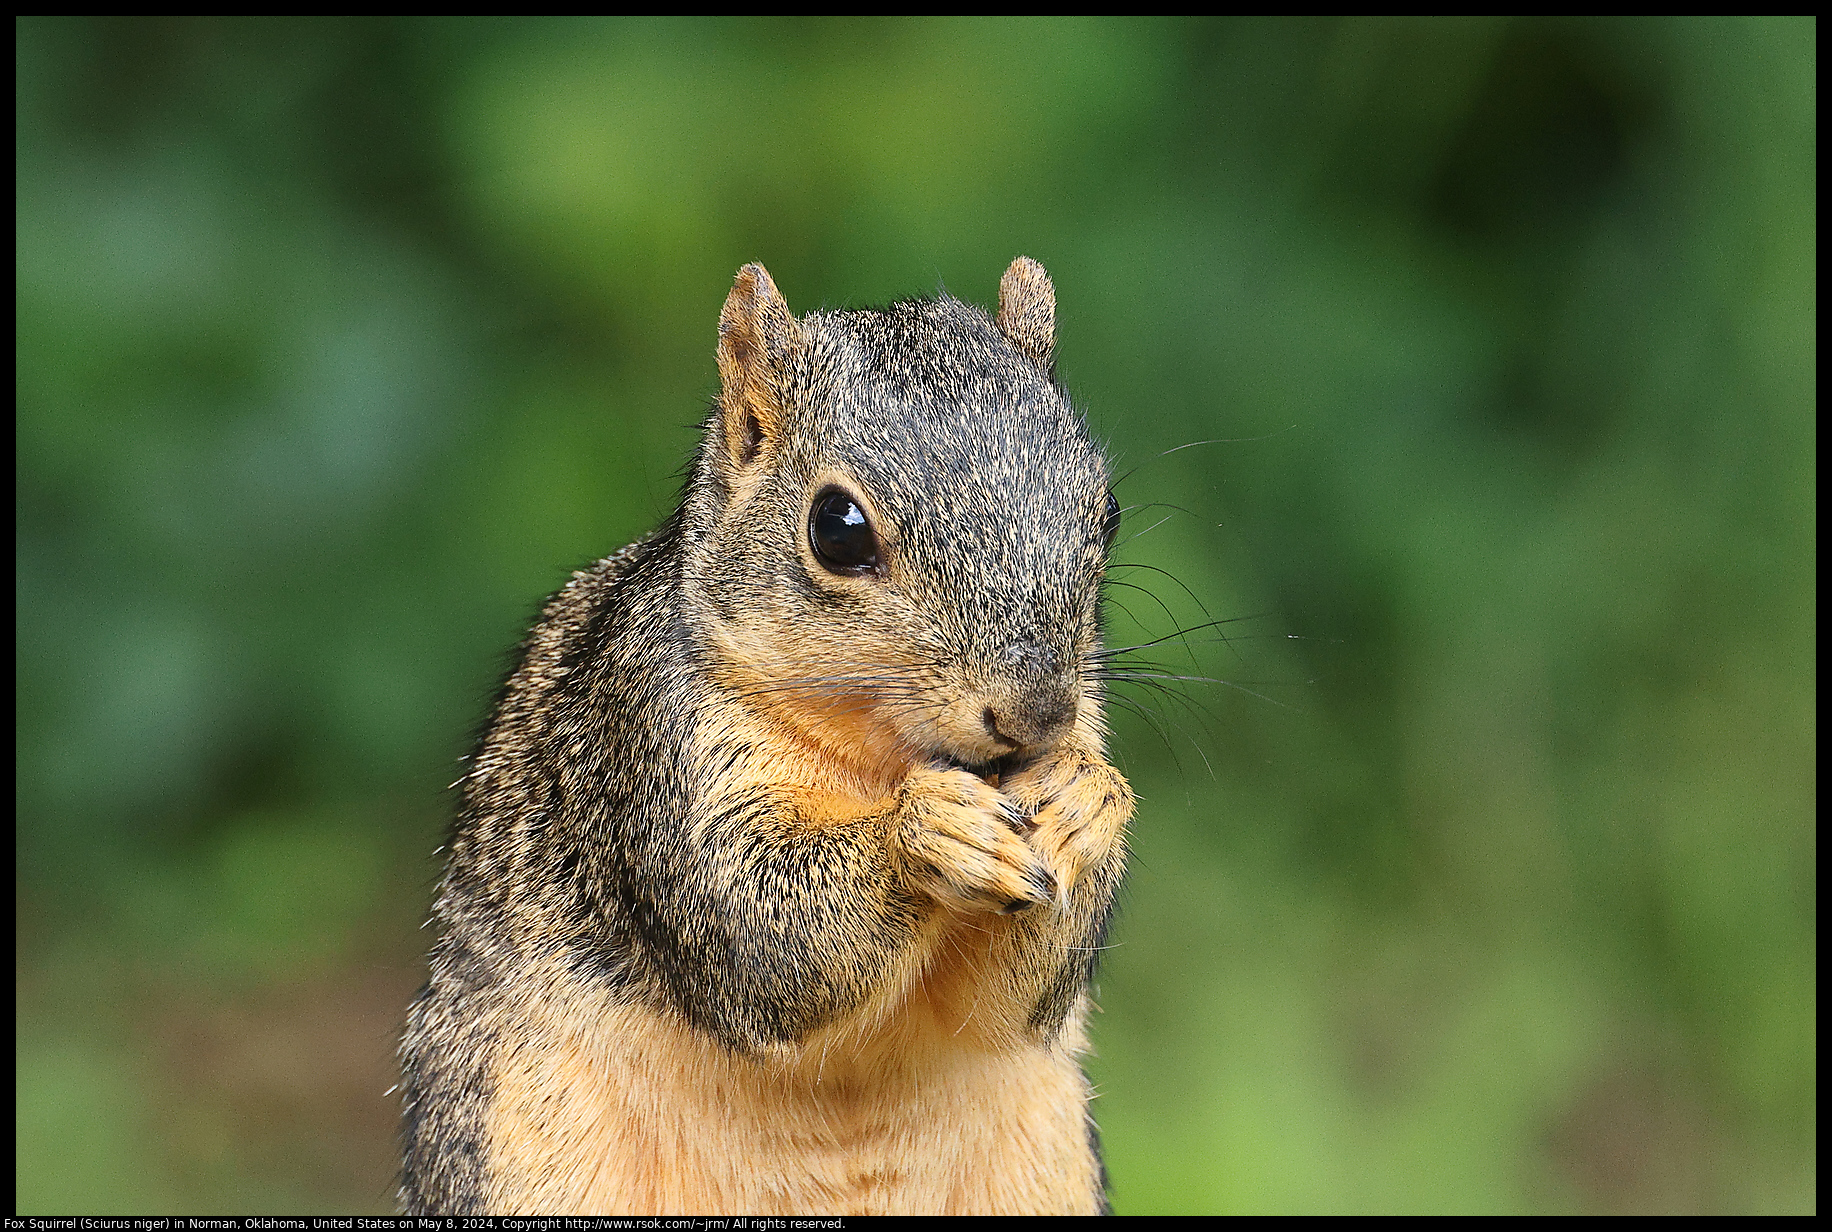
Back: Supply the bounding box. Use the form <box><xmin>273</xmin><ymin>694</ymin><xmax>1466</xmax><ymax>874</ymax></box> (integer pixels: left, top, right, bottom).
<box><xmin>717</xmin><ymin>263</ymin><xmax>804</xmax><ymax>468</ymax></box>
<box><xmin>996</xmin><ymin>256</ymin><xmax>1055</xmax><ymax>371</ymax></box>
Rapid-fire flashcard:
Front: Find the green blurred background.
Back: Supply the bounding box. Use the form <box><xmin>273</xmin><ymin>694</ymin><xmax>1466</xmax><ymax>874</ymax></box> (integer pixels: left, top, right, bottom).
<box><xmin>15</xmin><ymin>16</ymin><xmax>1814</xmax><ymax>1215</ymax></box>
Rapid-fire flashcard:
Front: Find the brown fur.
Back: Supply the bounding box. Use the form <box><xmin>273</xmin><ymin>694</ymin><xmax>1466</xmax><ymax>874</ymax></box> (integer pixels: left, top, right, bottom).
<box><xmin>400</xmin><ymin>259</ymin><xmax>1130</xmax><ymax>1215</ymax></box>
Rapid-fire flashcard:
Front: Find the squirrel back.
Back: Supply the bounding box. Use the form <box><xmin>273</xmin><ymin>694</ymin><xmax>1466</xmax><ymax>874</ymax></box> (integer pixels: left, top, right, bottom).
<box><xmin>401</xmin><ymin>259</ymin><xmax>1133</xmax><ymax>1215</ymax></box>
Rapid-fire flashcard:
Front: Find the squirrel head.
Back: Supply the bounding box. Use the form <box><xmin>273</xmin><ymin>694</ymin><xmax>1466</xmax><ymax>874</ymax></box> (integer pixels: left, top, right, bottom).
<box><xmin>683</xmin><ymin>259</ymin><xmax>1116</xmax><ymax>784</ymax></box>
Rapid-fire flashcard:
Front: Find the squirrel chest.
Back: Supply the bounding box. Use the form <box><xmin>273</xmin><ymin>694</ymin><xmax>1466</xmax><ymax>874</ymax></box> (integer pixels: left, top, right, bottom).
<box><xmin>400</xmin><ymin>258</ymin><xmax>1133</xmax><ymax>1216</ymax></box>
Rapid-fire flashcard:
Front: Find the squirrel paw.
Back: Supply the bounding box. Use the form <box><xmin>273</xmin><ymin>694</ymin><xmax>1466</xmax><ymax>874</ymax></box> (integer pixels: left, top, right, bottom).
<box><xmin>1003</xmin><ymin>748</ymin><xmax>1133</xmax><ymax>896</ymax></box>
<box><xmin>895</xmin><ymin>765</ymin><xmax>1057</xmax><ymax>914</ymax></box>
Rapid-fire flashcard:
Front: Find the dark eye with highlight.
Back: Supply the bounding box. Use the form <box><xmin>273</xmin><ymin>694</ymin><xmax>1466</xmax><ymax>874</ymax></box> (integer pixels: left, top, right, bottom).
<box><xmin>809</xmin><ymin>488</ymin><xmax>881</xmax><ymax>575</ymax></box>
<box><xmin>1102</xmin><ymin>490</ymin><xmax>1121</xmax><ymax>549</ymax></box>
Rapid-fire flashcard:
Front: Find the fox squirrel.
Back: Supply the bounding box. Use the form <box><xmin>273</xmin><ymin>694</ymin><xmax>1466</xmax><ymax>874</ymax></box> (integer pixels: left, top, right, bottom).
<box><xmin>399</xmin><ymin>257</ymin><xmax>1134</xmax><ymax>1216</ymax></box>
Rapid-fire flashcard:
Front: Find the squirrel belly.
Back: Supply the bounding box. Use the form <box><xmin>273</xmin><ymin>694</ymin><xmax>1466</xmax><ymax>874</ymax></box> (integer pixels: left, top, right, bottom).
<box><xmin>400</xmin><ymin>259</ymin><xmax>1132</xmax><ymax>1216</ymax></box>
<box><xmin>479</xmin><ymin>955</ymin><xmax>1103</xmax><ymax>1214</ymax></box>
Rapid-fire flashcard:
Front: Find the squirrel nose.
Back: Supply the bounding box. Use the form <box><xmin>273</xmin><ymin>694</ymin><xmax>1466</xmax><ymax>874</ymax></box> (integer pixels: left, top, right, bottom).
<box><xmin>982</xmin><ymin>684</ymin><xmax>1078</xmax><ymax>753</ymax></box>
<box><xmin>980</xmin><ymin>640</ymin><xmax>1078</xmax><ymax>751</ymax></box>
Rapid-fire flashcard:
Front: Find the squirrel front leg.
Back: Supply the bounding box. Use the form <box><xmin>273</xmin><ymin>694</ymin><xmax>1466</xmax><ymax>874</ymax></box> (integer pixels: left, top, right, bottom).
<box><xmin>1002</xmin><ymin>733</ymin><xmax>1133</xmax><ymax>902</ymax></box>
<box><xmin>975</xmin><ymin>731</ymin><xmax>1133</xmax><ymax>1040</ymax></box>
<box><xmin>874</xmin><ymin>739</ymin><xmax>1131</xmax><ymax>1047</ymax></box>
<box><xmin>662</xmin><ymin>724</ymin><xmax>1123</xmax><ymax>1054</ymax></box>
<box><xmin>658</xmin><ymin>752</ymin><xmax>1054</xmax><ymax>1053</ymax></box>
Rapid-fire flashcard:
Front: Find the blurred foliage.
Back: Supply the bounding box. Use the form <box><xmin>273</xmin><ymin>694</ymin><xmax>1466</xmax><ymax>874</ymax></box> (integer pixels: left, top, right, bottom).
<box><xmin>15</xmin><ymin>16</ymin><xmax>1815</xmax><ymax>1215</ymax></box>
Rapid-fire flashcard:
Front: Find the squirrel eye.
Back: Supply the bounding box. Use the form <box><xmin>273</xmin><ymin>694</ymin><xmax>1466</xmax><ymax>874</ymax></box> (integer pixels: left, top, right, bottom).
<box><xmin>1102</xmin><ymin>490</ymin><xmax>1121</xmax><ymax>548</ymax></box>
<box><xmin>809</xmin><ymin>488</ymin><xmax>881</xmax><ymax>575</ymax></box>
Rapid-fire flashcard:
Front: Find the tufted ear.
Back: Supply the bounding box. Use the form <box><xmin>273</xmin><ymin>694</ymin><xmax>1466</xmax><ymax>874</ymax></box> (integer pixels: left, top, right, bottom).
<box><xmin>717</xmin><ymin>263</ymin><xmax>804</xmax><ymax>468</ymax></box>
<box><xmin>996</xmin><ymin>256</ymin><xmax>1055</xmax><ymax>372</ymax></box>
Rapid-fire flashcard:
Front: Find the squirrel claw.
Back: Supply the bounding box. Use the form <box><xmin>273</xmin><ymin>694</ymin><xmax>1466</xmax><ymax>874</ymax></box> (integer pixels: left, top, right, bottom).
<box><xmin>1025</xmin><ymin>864</ymin><xmax>1059</xmax><ymax>905</ymax></box>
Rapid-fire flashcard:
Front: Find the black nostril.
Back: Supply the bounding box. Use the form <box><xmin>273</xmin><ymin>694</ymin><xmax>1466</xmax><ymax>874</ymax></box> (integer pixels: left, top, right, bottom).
<box><xmin>983</xmin><ymin>707</ymin><xmax>1018</xmax><ymax>746</ymax></box>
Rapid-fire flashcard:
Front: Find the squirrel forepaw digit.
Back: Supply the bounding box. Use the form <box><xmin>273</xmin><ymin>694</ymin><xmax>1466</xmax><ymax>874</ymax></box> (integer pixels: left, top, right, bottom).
<box><xmin>895</xmin><ymin>766</ymin><xmax>1057</xmax><ymax>914</ymax></box>
<box><xmin>1005</xmin><ymin>749</ymin><xmax>1132</xmax><ymax>897</ymax></box>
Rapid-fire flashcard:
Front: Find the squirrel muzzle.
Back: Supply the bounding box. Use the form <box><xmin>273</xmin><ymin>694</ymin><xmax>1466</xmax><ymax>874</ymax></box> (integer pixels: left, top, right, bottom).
<box><xmin>985</xmin><ymin>638</ymin><xmax>1081</xmax><ymax>752</ymax></box>
<box><xmin>937</xmin><ymin>661</ymin><xmax>1081</xmax><ymax>765</ymax></box>
<box><xmin>983</xmin><ymin>683</ymin><xmax>1078</xmax><ymax>754</ymax></box>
